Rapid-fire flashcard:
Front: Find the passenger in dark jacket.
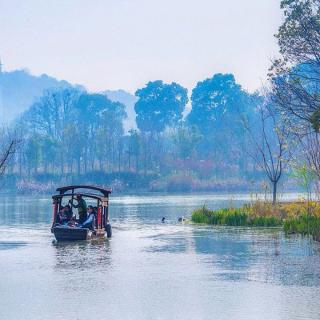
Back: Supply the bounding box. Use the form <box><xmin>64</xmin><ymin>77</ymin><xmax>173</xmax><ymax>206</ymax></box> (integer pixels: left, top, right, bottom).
<box><xmin>64</xmin><ymin>204</ymin><xmax>73</xmax><ymax>221</ymax></box>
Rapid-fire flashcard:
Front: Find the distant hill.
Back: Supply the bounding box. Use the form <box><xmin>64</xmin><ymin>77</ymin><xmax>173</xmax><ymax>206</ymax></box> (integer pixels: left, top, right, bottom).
<box><xmin>0</xmin><ymin>69</ymin><xmax>80</xmax><ymax>123</ymax></box>
<box><xmin>104</xmin><ymin>89</ymin><xmax>137</xmax><ymax>131</ymax></box>
<box><xmin>0</xmin><ymin>69</ymin><xmax>137</xmax><ymax>130</ymax></box>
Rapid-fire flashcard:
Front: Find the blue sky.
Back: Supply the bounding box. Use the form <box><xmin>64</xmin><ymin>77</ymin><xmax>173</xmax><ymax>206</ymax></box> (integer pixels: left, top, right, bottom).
<box><xmin>0</xmin><ymin>0</ymin><xmax>282</xmax><ymax>93</ymax></box>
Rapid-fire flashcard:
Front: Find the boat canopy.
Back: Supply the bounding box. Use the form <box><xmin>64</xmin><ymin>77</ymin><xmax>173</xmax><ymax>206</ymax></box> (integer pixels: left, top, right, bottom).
<box><xmin>56</xmin><ymin>185</ymin><xmax>112</xmax><ymax>197</ymax></box>
<box><xmin>52</xmin><ymin>192</ymin><xmax>108</xmax><ymax>201</ymax></box>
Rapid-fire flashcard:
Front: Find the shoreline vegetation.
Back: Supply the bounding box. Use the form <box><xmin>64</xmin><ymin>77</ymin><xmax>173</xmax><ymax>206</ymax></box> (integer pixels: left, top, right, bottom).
<box><xmin>191</xmin><ymin>201</ymin><xmax>320</xmax><ymax>242</ymax></box>
<box><xmin>3</xmin><ymin>172</ymin><xmax>298</xmax><ymax>195</ymax></box>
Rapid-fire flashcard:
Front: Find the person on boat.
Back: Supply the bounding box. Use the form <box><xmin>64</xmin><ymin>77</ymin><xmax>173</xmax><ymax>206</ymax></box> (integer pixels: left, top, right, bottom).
<box><xmin>82</xmin><ymin>205</ymin><xmax>96</xmax><ymax>230</ymax></box>
<box><xmin>87</xmin><ymin>205</ymin><xmax>96</xmax><ymax>217</ymax></box>
<box><xmin>70</xmin><ymin>194</ymin><xmax>87</xmax><ymax>224</ymax></box>
<box><xmin>64</xmin><ymin>204</ymin><xmax>73</xmax><ymax>221</ymax></box>
<box><xmin>56</xmin><ymin>206</ymin><xmax>68</xmax><ymax>224</ymax></box>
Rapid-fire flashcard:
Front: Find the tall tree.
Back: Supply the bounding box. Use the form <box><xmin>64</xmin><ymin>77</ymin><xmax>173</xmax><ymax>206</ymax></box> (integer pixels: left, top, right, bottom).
<box><xmin>187</xmin><ymin>73</ymin><xmax>258</xmax><ymax>176</ymax></box>
<box><xmin>187</xmin><ymin>73</ymin><xmax>252</xmax><ymax>134</ymax></box>
<box><xmin>270</xmin><ymin>0</ymin><xmax>320</xmax><ymax>131</ymax></box>
<box><xmin>135</xmin><ymin>80</ymin><xmax>188</xmax><ymax>133</ymax></box>
<box><xmin>173</xmin><ymin>125</ymin><xmax>202</xmax><ymax>160</ymax></box>
<box><xmin>243</xmin><ymin>98</ymin><xmax>292</xmax><ymax>204</ymax></box>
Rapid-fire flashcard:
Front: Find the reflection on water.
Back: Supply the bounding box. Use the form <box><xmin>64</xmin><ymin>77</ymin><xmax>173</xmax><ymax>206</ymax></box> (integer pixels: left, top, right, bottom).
<box><xmin>0</xmin><ymin>241</ymin><xmax>27</xmax><ymax>250</ymax></box>
<box><xmin>0</xmin><ymin>194</ymin><xmax>319</xmax><ymax>320</ymax></box>
<box><xmin>53</xmin><ymin>239</ymin><xmax>112</xmax><ymax>272</ymax></box>
<box><xmin>192</xmin><ymin>227</ymin><xmax>320</xmax><ymax>286</ymax></box>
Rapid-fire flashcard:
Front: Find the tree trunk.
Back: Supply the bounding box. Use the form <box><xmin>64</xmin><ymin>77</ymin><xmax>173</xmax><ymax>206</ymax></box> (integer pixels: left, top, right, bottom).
<box><xmin>272</xmin><ymin>180</ymin><xmax>277</xmax><ymax>205</ymax></box>
<box><xmin>128</xmin><ymin>150</ymin><xmax>131</xmax><ymax>171</ymax></box>
<box><xmin>77</xmin><ymin>157</ymin><xmax>81</xmax><ymax>176</ymax></box>
<box><xmin>60</xmin><ymin>153</ymin><xmax>64</xmax><ymax>175</ymax></box>
<box><xmin>84</xmin><ymin>155</ymin><xmax>87</xmax><ymax>174</ymax></box>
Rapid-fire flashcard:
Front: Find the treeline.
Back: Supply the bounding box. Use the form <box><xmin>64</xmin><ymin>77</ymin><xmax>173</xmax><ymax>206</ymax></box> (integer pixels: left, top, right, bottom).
<box><xmin>4</xmin><ymin>73</ymin><xmax>264</xmax><ymax>192</ymax></box>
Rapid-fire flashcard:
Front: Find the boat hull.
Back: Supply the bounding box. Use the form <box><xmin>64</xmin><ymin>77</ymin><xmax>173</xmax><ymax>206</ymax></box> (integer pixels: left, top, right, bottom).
<box><xmin>52</xmin><ymin>225</ymin><xmax>89</xmax><ymax>241</ymax></box>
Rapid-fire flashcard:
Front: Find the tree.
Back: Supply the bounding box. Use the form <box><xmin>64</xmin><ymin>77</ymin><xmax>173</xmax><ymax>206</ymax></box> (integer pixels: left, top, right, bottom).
<box><xmin>75</xmin><ymin>93</ymin><xmax>126</xmax><ymax>173</ymax></box>
<box><xmin>127</xmin><ymin>129</ymin><xmax>141</xmax><ymax>172</ymax></box>
<box><xmin>0</xmin><ymin>129</ymin><xmax>21</xmax><ymax>176</ymax></box>
<box><xmin>291</xmin><ymin>162</ymin><xmax>316</xmax><ymax>202</ymax></box>
<box><xmin>270</xmin><ymin>0</ymin><xmax>320</xmax><ymax>131</ymax></box>
<box><xmin>187</xmin><ymin>73</ymin><xmax>259</xmax><ymax>177</ymax></box>
<box><xmin>297</xmin><ymin>130</ymin><xmax>320</xmax><ymax>179</ymax></box>
<box><xmin>18</xmin><ymin>88</ymin><xmax>127</xmax><ymax>177</ymax></box>
<box><xmin>173</xmin><ymin>125</ymin><xmax>202</xmax><ymax>160</ymax></box>
<box><xmin>244</xmin><ymin>98</ymin><xmax>292</xmax><ymax>204</ymax></box>
<box><xmin>187</xmin><ymin>73</ymin><xmax>252</xmax><ymax>134</ymax></box>
<box><xmin>135</xmin><ymin>80</ymin><xmax>188</xmax><ymax>133</ymax></box>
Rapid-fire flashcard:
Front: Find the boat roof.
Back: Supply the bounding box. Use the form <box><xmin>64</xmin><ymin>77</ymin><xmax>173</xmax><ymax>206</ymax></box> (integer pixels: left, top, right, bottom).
<box><xmin>52</xmin><ymin>192</ymin><xmax>108</xmax><ymax>201</ymax></box>
<box><xmin>56</xmin><ymin>185</ymin><xmax>112</xmax><ymax>197</ymax></box>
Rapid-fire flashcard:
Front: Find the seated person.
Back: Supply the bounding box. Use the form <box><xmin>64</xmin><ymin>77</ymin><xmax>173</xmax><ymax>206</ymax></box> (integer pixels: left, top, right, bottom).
<box><xmin>81</xmin><ymin>205</ymin><xmax>96</xmax><ymax>230</ymax></box>
<box><xmin>56</xmin><ymin>206</ymin><xmax>67</xmax><ymax>224</ymax></box>
<box><xmin>56</xmin><ymin>205</ymin><xmax>73</xmax><ymax>224</ymax></box>
<box><xmin>64</xmin><ymin>204</ymin><xmax>73</xmax><ymax>221</ymax></box>
<box><xmin>87</xmin><ymin>205</ymin><xmax>96</xmax><ymax>217</ymax></box>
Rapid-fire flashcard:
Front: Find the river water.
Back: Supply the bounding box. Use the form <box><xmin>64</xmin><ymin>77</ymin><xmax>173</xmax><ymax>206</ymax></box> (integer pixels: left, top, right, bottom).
<box><xmin>0</xmin><ymin>193</ymin><xmax>319</xmax><ymax>320</ymax></box>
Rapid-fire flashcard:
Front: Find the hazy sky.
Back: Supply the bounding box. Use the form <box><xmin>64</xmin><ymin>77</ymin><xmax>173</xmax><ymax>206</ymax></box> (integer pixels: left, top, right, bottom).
<box><xmin>0</xmin><ymin>0</ymin><xmax>283</xmax><ymax>94</ymax></box>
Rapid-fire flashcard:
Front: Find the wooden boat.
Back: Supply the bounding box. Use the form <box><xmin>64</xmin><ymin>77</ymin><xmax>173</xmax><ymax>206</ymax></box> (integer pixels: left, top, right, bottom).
<box><xmin>51</xmin><ymin>185</ymin><xmax>112</xmax><ymax>241</ymax></box>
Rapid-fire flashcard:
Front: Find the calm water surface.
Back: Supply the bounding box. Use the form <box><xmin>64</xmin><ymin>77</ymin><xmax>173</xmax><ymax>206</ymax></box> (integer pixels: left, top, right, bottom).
<box><xmin>0</xmin><ymin>193</ymin><xmax>320</xmax><ymax>320</ymax></box>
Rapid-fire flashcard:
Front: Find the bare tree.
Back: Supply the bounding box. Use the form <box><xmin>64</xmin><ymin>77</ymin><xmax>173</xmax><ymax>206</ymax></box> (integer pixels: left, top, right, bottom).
<box><xmin>0</xmin><ymin>129</ymin><xmax>21</xmax><ymax>175</ymax></box>
<box><xmin>244</xmin><ymin>99</ymin><xmax>292</xmax><ymax>204</ymax></box>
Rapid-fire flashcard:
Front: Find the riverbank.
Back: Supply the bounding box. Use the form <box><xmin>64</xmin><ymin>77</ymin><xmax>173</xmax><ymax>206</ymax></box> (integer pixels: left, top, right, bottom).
<box><xmin>191</xmin><ymin>201</ymin><xmax>320</xmax><ymax>241</ymax></box>
<box><xmin>1</xmin><ymin>172</ymin><xmax>296</xmax><ymax>194</ymax></box>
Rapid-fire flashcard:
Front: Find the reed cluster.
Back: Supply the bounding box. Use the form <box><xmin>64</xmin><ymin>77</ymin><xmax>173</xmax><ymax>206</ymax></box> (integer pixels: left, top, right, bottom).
<box><xmin>191</xmin><ymin>201</ymin><xmax>320</xmax><ymax>241</ymax></box>
<box><xmin>191</xmin><ymin>204</ymin><xmax>282</xmax><ymax>227</ymax></box>
<box><xmin>284</xmin><ymin>214</ymin><xmax>320</xmax><ymax>241</ymax></box>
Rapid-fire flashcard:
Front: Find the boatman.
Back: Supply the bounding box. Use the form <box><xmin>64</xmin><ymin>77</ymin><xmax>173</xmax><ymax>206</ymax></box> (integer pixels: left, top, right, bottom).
<box><xmin>70</xmin><ymin>194</ymin><xmax>87</xmax><ymax>224</ymax></box>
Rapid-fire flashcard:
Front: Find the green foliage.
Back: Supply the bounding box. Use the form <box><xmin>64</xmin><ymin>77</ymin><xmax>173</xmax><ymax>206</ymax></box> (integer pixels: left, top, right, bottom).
<box><xmin>284</xmin><ymin>214</ymin><xmax>320</xmax><ymax>241</ymax></box>
<box><xmin>19</xmin><ymin>88</ymin><xmax>127</xmax><ymax>175</ymax></box>
<box><xmin>290</xmin><ymin>163</ymin><xmax>316</xmax><ymax>199</ymax></box>
<box><xmin>187</xmin><ymin>73</ymin><xmax>257</xmax><ymax>135</ymax></box>
<box><xmin>134</xmin><ymin>80</ymin><xmax>188</xmax><ymax>133</ymax></box>
<box><xmin>277</xmin><ymin>0</ymin><xmax>320</xmax><ymax>64</ymax></box>
<box><xmin>271</xmin><ymin>0</ymin><xmax>320</xmax><ymax>131</ymax></box>
<box><xmin>193</xmin><ymin>202</ymin><xmax>320</xmax><ymax>241</ymax></box>
<box><xmin>172</xmin><ymin>125</ymin><xmax>202</xmax><ymax>160</ymax></box>
<box><xmin>310</xmin><ymin>109</ymin><xmax>320</xmax><ymax>133</ymax></box>
<box><xmin>191</xmin><ymin>205</ymin><xmax>282</xmax><ymax>227</ymax></box>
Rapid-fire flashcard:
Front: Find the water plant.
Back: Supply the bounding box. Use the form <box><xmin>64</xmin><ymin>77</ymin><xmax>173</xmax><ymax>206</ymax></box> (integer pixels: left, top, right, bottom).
<box><xmin>191</xmin><ymin>204</ymin><xmax>282</xmax><ymax>227</ymax></box>
<box><xmin>192</xmin><ymin>201</ymin><xmax>320</xmax><ymax>241</ymax></box>
<box><xmin>284</xmin><ymin>214</ymin><xmax>320</xmax><ymax>241</ymax></box>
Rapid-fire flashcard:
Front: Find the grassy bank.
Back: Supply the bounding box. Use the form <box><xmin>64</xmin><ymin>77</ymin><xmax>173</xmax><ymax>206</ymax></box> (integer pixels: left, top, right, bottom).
<box><xmin>191</xmin><ymin>201</ymin><xmax>320</xmax><ymax>240</ymax></box>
